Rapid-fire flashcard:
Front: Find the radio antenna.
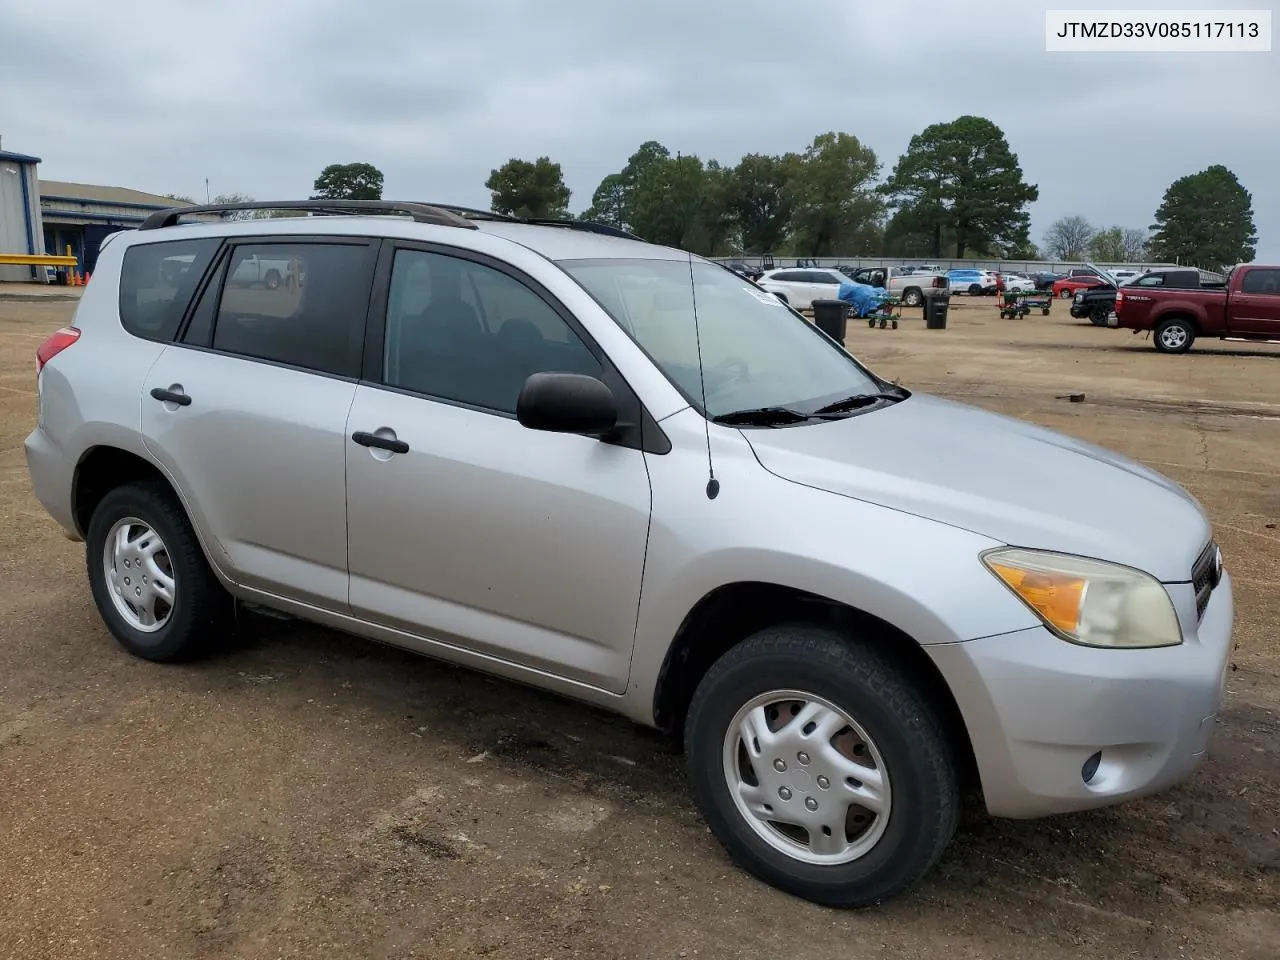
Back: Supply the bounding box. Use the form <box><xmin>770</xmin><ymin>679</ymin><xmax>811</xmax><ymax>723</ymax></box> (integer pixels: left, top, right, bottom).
<box><xmin>687</xmin><ymin>253</ymin><xmax>719</xmax><ymax>500</ymax></box>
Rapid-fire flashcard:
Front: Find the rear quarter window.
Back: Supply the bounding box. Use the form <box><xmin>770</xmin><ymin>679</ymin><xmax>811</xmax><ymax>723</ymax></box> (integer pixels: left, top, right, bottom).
<box><xmin>118</xmin><ymin>237</ymin><xmax>222</xmax><ymax>341</ymax></box>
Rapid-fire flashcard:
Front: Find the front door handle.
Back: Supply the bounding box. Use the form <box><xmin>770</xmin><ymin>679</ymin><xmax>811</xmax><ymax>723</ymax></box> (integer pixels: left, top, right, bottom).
<box><xmin>351</xmin><ymin>431</ymin><xmax>409</xmax><ymax>454</ymax></box>
<box><xmin>150</xmin><ymin>387</ymin><xmax>192</xmax><ymax>406</ymax></box>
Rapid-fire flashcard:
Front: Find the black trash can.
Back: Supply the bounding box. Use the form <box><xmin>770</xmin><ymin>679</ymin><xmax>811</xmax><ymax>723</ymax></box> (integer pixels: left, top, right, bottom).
<box><xmin>924</xmin><ymin>294</ymin><xmax>950</xmax><ymax>330</ymax></box>
<box><xmin>811</xmin><ymin>299</ymin><xmax>849</xmax><ymax>342</ymax></box>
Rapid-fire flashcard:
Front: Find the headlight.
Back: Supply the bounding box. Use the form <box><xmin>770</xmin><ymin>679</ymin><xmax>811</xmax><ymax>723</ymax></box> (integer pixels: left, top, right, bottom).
<box><xmin>981</xmin><ymin>548</ymin><xmax>1182</xmax><ymax>648</ymax></box>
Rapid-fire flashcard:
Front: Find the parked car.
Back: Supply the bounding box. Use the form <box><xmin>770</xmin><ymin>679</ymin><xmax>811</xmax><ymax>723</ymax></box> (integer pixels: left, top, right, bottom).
<box><xmin>1031</xmin><ymin>271</ymin><xmax>1064</xmax><ymax>291</ymax></box>
<box><xmin>844</xmin><ymin>265</ymin><xmax>949</xmax><ymax>307</ymax></box>
<box><xmin>1112</xmin><ymin>262</ymin><xmax>1280</xmax><ymax>352</ymax></box>
<box><xmin>996</xmin><ymin>272</ymin><xmax>1034</xmax><ymax>293</ymax></box>
<box><xmin>757</xmin><ymin>267</ymin><xmax>849</xmax><ymax>310</ymax></box>
<box><xmin>1052</xmin><ymin>275</ymin><xmax>1110</xmax><ymax>299</ymax></box>
<box><xmin>227</xmin><ymin>251</ymin><xmax>293</xmax><ymax>289</ymax></box>
<box><xmin>947</xmin><ymin>269</ymin><xmax>989</xmax><ymax>295</ymax></box>
<box><xmin>1070</xmin><ymin>269</ymin><xmax>1219</xmax><ymax>326</ymax></box>
<box><xmin>27</xmin><ymin>199</ymin><xmax>1233</xmax><ymax>909</ymax></box>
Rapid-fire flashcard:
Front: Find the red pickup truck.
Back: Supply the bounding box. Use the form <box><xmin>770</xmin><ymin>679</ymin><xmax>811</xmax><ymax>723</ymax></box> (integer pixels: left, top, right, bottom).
<box><xmin>1111</xmin><ymin>263</ymin><xmax>1280</xmax><ymax>353</ymax></box>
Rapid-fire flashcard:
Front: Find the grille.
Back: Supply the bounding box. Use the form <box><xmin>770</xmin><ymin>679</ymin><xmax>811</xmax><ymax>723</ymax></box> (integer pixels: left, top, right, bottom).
<box><xmin>1191</xmin><ymin>541</ymin><xmax>1221</xmax><ymax>621</ymax></box>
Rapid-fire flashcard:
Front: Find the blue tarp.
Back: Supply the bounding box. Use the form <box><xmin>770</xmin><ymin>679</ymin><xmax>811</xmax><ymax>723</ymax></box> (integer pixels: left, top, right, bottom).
<box><xmin>837</xmin><ymin>281</ymin><xmax>889</xmax><ymax>317</ymax></box>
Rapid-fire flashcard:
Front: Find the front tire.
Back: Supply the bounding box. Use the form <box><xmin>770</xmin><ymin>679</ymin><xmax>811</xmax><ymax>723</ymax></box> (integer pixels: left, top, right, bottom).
<box><xmin>1154</xmin><ymin>317</ymin><xmax>1196</xmax><ymax>353</ymax></box>
<box><xmin>86</xmin><ymin>481</ymin><xmax>230</xmax><ymax>662</ymax></box>
<box><xmin>684</xmin><ymin>625</ymin><xmax>960</xmax><ymax>907</ymax></box>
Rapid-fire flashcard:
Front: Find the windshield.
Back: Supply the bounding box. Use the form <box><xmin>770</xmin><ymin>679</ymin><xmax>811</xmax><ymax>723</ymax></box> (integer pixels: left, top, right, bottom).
<box><xmin>558</xmin><ymin>256</ymin><xmax>884</xmax><ymax>419</ymax></box>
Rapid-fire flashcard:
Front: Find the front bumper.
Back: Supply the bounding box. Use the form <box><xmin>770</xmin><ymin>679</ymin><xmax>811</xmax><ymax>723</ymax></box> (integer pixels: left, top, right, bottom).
<box><xmin>928</xmin><ymin>572</ymin><xmax>1233</xmax><ymax>819</ymax></box>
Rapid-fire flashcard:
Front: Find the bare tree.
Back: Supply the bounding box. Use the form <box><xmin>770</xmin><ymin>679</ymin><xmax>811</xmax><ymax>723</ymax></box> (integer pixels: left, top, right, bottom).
<box><xmin>1121</xmin><ymin>228</ymin><xmax>1148</xmax><ymax>261</ymax></box>
<box><xmin>1043</xmin><ymin>215</ymin><xmax>1095</xmax><ymax>260</ymax></box>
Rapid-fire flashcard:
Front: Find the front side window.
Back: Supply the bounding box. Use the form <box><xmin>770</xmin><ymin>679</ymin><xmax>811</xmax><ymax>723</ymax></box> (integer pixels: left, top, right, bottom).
<box><xmin>560</xmin><ymin>257</ymin><xmax>884</xmax><ymax>420</ymax></box>
<box><xmin>209</xmin><ymin>242</ymin><xmax>374</xmax><ymax>378</ymax></box>
<box><xmin>119</xmin><ymin>237</ymin><xmax>221</xmax><ymax>341</ymax></box>
<box><xmin>382</xmin><ymin>249</ymin><xmax>600</xmax><ymax>414</ymax></box>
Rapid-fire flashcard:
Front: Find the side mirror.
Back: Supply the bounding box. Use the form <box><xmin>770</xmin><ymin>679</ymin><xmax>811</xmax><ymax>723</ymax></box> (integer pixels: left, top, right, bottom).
<box><xmin>516</xmin><ymin>372</ymin><xmax>618</xmax><ymax>436</ymax></box>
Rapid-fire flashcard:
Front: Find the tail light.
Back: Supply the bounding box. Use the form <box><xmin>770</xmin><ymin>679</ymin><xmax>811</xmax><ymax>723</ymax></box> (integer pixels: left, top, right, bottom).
<box><xmin>1114</xmin><ymin>290</ymin><xmax>1125</xmax><ymax>311</ymax></box>
<box><xmin>932</xmin><ymin>276</ymin><xmax>946</xmax><ymax>288</ymax></box>
<box><xmin>36</xmin><ymin>327</ymin><xmax>80</xmax><ymax>375</ymax></box>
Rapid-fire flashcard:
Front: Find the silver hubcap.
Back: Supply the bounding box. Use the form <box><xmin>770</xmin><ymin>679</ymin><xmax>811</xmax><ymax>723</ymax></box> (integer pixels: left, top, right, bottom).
<box><xmin>1160</xmin><ymin>326</ymin><xmax>1188</xmax><ymax>348</ymax></box>
<box><xmin>103</xmin><ymin>517</ymin><xmax>176</xmax><ymax>633</ymax></box>
<box><xmin>722</xmin><ymin>690</ymin><xmax>892</xmax><ymax>865</ymax></box>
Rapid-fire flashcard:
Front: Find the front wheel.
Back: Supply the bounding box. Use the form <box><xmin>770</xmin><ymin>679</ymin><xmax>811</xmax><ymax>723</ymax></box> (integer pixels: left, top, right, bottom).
<box><xmin>1154</xmin><ymin>317</ymin><xmax>1196</xmax><ymax>354</ymax></box>
<box><xmin>1089</xmin><ymin>307</ymin><xmax>1110</xmax><ymax>327</ymax></box>
<box><xmin>86</xmin><ymin>481</ymin><xmax>231</xmax><ymax>662</ymax></box>
<box><xmin>684</xmin><ymin>625</ymin><xmax>960</xmax><ymax>907</ymax></box>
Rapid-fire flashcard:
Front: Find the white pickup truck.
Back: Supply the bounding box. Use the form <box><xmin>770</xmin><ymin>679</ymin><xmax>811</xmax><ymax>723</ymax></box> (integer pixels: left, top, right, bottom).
<box><xmin>845</xmin><ymin>265</ymin><xmax>949</xmax><ymax>307</ymax></box>
<box><xmin>227</xmin><ymin>253</ymin><xmax>294</xmax><ymax>290</ymax></box>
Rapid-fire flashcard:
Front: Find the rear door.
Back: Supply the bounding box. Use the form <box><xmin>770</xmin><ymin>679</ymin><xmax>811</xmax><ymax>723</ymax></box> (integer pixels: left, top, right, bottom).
<box><xmin>1230</xmin><ymin>267</ymin><xmax>1280</xmax><ymax>337</ymax></box>
<box><xmin>141</xmin><ymin>236</ymin><xmax>378</xmax><ymax>612</ymax></box>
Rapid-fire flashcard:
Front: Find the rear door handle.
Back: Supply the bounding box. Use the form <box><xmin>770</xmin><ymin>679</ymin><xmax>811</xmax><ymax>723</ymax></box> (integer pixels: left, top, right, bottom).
<box><xmin>150</xmin><ymin>387</ymin><xmax>192</xmax><ymax>406</ymax></box>
<box><xmin>351</xmin><ymin>431</ymin><xmax>409</xmax><ymax>454</ymax></box>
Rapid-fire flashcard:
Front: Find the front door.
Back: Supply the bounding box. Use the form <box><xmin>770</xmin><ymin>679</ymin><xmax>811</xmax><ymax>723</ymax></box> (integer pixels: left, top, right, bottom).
<box><xmin>141</xmin><ymin>236</ymin><xmax>379</xmax><ymax>611</ymax></box>
<box><xmin>344</xmin><ymin>244</ymin><xmax>653</xmax><ymax>693</ymax></box>
<box><xmin>1231</xmin><ymin>267</ymin><xmax>1280</xmax><ymax>337</ymax></box>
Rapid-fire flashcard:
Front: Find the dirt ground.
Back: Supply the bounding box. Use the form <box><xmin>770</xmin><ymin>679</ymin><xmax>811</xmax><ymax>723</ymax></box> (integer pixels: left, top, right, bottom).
<box><xmin>1</xmin><ymin>293</ymin><xmax>1277</xmax><ymax>960</ymax></box>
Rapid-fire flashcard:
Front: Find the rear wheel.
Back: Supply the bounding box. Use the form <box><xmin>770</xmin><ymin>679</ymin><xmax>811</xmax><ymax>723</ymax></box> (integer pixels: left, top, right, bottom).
<box><xmin>1059</xmin><ymin>288</ymin><xmax>1074</xmax><ymax>299</ymax></box>
<box><xmin>1154</xmin><ymin>317</ymin><xmax>1196</xmax><ymax>354</ymax></box>
<box><xmin>684</xmin><ymin>625</ymin><xmax>960</xmax><ymax>907</ymax></box>
<box><xmin>968</xmin><ymin>284</ymin><xmax>982</xmax><ymax>296</ymax></box>
<box><xmin>86</xmin><ymin>481</ymin><xmax>230</xmax><ymax>662</ymax></box>
<box><xmin>901</xmin><ymin>288</ymin><xmax>922</xmax><ymax>307</ymax></box>
<box><xmin>264</xmin><ymin>270</ymin><xmax>282</xmax><ymax>290</ymax></box>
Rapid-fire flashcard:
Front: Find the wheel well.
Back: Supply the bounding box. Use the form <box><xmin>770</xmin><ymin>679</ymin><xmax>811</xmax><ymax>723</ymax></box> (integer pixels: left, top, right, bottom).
<box><xmin>903</xmin><ymin>286</ymin><xmax>922</xmax><ymax>296</ymax></box>
<box><xmin>72</xmin><ymin>447</ymin><xmax>173</xmax><ymax>537</ymax></box>
<box><xmin>1156</xmin><ymin>313</ymin><xmax>1199</xmax><ymax>333</ymax></box>
<box><xmin>651</xmin><ymin>582</ymin><xmax>979</xmax><ymax>789</ymax></box>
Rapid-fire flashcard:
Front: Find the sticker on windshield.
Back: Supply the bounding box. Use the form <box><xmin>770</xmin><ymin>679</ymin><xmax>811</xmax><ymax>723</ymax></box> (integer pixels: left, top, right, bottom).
<box><xmin>745</xmin><ymin>285</ymin><xmax>786</xmax><ymax>306</ymax></box>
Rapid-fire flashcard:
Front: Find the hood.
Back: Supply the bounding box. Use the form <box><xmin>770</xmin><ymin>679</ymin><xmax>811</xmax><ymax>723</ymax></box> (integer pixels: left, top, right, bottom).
<box><xmin>744</xmin><ymin>394</ymin><xmax>1210</xmax><ymax>583</ymax></box>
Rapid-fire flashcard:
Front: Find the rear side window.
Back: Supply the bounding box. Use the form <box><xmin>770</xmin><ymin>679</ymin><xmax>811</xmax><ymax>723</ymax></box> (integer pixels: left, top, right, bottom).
<box><xmin>1240</xmin><ymin>268</ymin><xmax>1280</xmax><ymax>295</ymax></box>
<box><xmin>206</xmin><ymin>242</ymin><xmax>377</xmax><ymax>378</ymax></box>
<box><xmin>118</xmin><ymin>238</ymin><xmax>221</xmax><ymax>341</ymax></box>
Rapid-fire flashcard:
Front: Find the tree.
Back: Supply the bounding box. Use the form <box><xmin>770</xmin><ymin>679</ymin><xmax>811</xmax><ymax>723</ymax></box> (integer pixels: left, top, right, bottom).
<box><xmin>729</xmin><ymin>153</ymin><xmax>795</xmax><ymax>254</ymax></box>
<box><xmin>580</xmin><ymin>140</ymin><xmax>670</xmax><ymax>230</ymax></box>
<box><xmin>1043</xmin><ymin>215</ymin><xmax>1095</xmax><ymax>260</ymax></box>
<box><xmin>1088</xmin><ymin>226</ymin><xmax>1125</xmax><ymax>262</ymax></box>
<box><xmin>485</xmin><ymin>157</ymin><xmax>571</xmax><ymax>219</ymax></box>
<box><xmin>311</xmin><ymin>162</ymin><xmax>384</xmax><ymax>201</ymax></box>
<box><xmin>692</xmin><ymin>159</ymin><xmax>737</xmax><ymax>255</ymax></box>
<box><xmin>882</xmin><ymin>116</ymin><xmax>1038</xmax><ymax>258</ymax></box>
<box><xmin>162</xmin><ymin>193</ymin><xmax>195</xmax><ymax>204</ymax></box>
<box><xmin>631</xmin><ymin>152</ymin><xmax>706</xmax><ymax>249</ymax></box>
<box><xmin>1121</xmin><ymin>228</ymin><xmax>1149</xmax><ymax>261</ymax></box>
<box><xmin>1147</xmin><ymin>165</ymin><xmax>1257</xmax><ymax>270</ymax></box>
<box><xmin>785</xmin><ymin>132</ymin><xmax>883</xmax><ymax>258</ymax></box>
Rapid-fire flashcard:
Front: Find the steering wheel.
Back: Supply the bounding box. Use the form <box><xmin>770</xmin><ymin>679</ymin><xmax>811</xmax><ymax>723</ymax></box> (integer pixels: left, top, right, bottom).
<box><xmin>704</xmin><ymin>356</ymin><xmax>750</xmax><ymax>397</ymax></box>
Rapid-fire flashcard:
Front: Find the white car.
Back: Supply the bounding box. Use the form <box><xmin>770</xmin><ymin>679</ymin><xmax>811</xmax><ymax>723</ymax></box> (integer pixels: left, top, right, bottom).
<box><xmin>756</xmin><ymin>267</ymin><xmax>849</xmax><ymax>310</ymax></box>
<box><xmin>998</xmin><ymin>272</ymin><xmax>1035</xmax><ymax>293</ymax></box>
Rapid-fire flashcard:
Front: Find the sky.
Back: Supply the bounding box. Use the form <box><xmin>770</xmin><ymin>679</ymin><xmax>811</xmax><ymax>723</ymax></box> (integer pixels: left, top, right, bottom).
<box><xmin>1</xmin><ymin>0</ymin><xmax>1276</xmax><ymax>260</ymax></box>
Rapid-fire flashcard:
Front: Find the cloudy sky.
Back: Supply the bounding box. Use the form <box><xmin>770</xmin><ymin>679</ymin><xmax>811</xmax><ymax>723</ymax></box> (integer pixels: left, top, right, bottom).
<box><xmin>1</xmin><ymin>0</ymin><xmax>1275</xmax><ymax>259</ymax></box>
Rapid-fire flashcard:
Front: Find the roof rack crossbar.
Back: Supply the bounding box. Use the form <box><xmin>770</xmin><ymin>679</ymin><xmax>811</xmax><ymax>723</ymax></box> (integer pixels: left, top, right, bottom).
<box><xmin>417</xmin><ymin>203</ymin><xmax>519</xmax><ymax>222</ymax></box>
<box><xmin>138</xmin><ymin>199</ymin><xmax>479</xmax><ymax>231</ymax></box>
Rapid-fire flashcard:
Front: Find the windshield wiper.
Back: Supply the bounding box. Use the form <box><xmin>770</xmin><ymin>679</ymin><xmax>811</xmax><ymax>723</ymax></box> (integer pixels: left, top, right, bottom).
<box><xmin>811</xmin><ymin>391</ymin><xmax>906</xmax><ymax>416</ymax></box>
<box><xmin>712</xmin><ymin>406</ymin><xmax>813</xmax><ymax>426</ymax></box>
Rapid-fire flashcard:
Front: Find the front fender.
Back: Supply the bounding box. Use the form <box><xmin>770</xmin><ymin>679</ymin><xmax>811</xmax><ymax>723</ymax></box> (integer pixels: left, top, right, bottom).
<box><xmin>621</xmin><ymin>411</ymin><xmax>1041</xmax><ymax>724</ymax></box>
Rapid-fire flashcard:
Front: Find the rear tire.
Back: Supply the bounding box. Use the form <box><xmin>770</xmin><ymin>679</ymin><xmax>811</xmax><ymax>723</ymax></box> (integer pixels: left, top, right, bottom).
<box><xmin>901</xmin><ymin>288</ymin><xmax>922</xmax><ymax>307</ymax></box>
<box><xmin>1154</xmin><ymin>317</ymin><xmax>1196</xmax><ymax>354</ymax></box>
<box><xmin>1059</xmin><ymin>288</ymin><xmax>1074</xmax><ymax>299</ymax></box>
<box><xmin>967</xmin><ymin>284</ymin><xmax>982</xmax><ymax>296</ymax></box>
<box><xmin>264</xmin><ymin>270</ymin><xmax>281</xmax><ymax>290</ymax></box>
<box><xmin>86</xmin><ymin>481</ymin><xmax>231</xmax><ymax>662</ymax></box>
<box><xmin>684</xmin><ymin>624</ymin><xmax>960</xmax><ymax>907</ymax></box>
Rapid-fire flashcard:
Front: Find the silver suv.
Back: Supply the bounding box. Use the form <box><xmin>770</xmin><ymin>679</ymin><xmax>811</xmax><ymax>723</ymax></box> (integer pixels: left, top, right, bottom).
<box><xmin>26</xmin><ymin>200</ymin><xmax>1233</xmax><ymax>907</ymax></box>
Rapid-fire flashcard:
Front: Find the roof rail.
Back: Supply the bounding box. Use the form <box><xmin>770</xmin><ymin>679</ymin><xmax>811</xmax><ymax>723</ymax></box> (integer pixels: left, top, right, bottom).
<box><xmin>417</xmin><ymin>203</ymin><xmax>643</xmax><ymax>241</ymax></box>
<box><xmin>138</xmin><ymin>199</ymin><xmax>478</xmax><ymax>231</ymax></box>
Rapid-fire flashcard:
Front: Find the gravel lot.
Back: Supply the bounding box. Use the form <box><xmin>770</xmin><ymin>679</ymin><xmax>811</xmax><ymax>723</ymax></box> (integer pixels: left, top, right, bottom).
<box><xmin>1</xmin><ymin>291</ymin><xmax>1277</xmax><ymax>960</ymax></box>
